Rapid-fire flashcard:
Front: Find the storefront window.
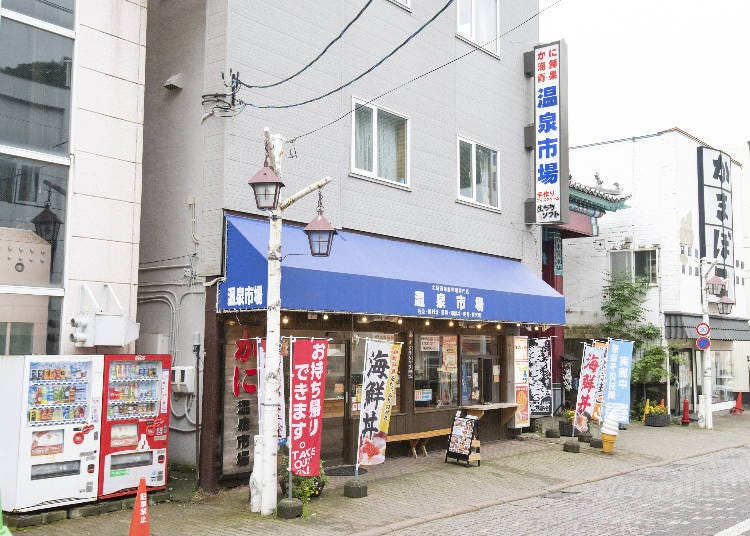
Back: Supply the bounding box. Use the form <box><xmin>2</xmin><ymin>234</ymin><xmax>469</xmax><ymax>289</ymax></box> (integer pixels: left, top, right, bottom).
<box><xmin>323</xmin><ymin>342</ymin><xmax>346</xmax><ymax>418</ymax></box>
<box><xmin>3</xmin><ymin>0</ymin><xmax>75</xmax><ymax>29</ymax></box>
<box><xmin>460</xmin><ymin>335</ymin><xmax>501</xmax><ymax>405</ymax></box>
<box><xmin>712</xmin><ymin>351</ymin><xmax>734</xmax><ymax>403</ymax></box>
<box><xmin>415</xmin><ymin>335</ymin><xmax>458</xmax><ymax>408</ymax></box>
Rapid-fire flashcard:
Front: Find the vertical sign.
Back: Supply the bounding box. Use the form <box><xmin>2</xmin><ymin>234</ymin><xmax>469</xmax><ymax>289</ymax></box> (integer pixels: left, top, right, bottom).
<box><xmin>590</xmin><ymin>340</ymin><xmax>609</xmax><ymax>422</ymax></box>
<box><xmin>223</xmin><ymin>331</ymin><xmax>259</xmax><ymax>475</ymax></box>
<box><xmin>289</xmin><ymin>339</ymin><xmax>328</xmax><ymax>476</ymax></box>
<box><xmin>528</xmin><ymin>338</ymin><xmax>553</xmax><ymax>417</ymax></box>
<box><xmin>513</xmin><ymin>336</ymin><xmax>530</xmax><ymax>428</ymax></box>
<box><xmin>574</xmin><ymin>344</ymin><xmax>605</xmax><ymax>433</ymax></box>
<box><xmin>357</xmin><ymin>340</ymin><xmax>403</xmax><ymax>466</ymax></box>
<box><xmin>533</xmin><ymin>40</ymin><xmax>569</xmax><ymax>224</ymax></box>
<box><xmin>698</xmin><ymin>146</ymin><xmax>735</xmax><ymax>303</ymax></box>
<box><xmin>602</xmin><ymin>339</ymin><xmax>634</xmax><ymax>425</ymax></box>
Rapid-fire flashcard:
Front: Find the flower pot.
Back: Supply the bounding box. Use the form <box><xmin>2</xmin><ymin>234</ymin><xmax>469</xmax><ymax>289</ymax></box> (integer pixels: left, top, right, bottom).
<box><xmin>558</xmin><ymin>420</ymin><xmax>574</xmax><ymax>436</ymax></box>
<box><xmin>645</xmin><ymin>413</ymin><xmax>671</xmax><ymax>427</ymax></box>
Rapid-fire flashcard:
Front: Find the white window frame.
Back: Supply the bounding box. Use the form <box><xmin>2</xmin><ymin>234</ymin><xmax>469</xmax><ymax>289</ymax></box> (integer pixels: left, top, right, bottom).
<box><xmin>456</xmin><ymin>136</ymin><xmax>500</xmax><ymax>209</ymax></box>
<box><xmin>350</xmin><ymin>99</ymin><xmax>410</xmax><ymax>187</ymax></box>
<box><xmin>456</xmin><ymin>0</ymin><xmax>500</xmax><ymax>54</ymax></box>
<box><xmin>609</xmin><ymin>249</ymin><xmax>659</xmax><ymax>286</ymax></box>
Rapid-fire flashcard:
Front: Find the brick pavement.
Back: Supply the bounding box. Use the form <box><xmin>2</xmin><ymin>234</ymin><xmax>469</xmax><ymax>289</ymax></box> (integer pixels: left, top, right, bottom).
<box><xmin>12</xmin><ymin>411</ymin><xmax>750</xmax><ymax>535</ymax></box>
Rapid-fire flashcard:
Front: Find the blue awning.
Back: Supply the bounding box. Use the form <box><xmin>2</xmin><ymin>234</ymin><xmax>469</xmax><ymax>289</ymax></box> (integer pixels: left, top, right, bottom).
<box><xmin>218</xmin><ymin>215</ymin><xmax>565</xmax><ymax>324</ymax></box>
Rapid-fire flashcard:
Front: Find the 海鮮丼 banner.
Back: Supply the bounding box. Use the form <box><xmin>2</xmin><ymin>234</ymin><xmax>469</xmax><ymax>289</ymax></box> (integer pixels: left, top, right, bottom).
<box><xmin>357</xmin><ymin>339</ymin><xmax>403</xmax><ymax>466</ymax></box>
<box><xmin>574</xmin><ymin>344</ymin><xmax>606</xmax><ymax>433</ymax></box>
<box><xmin>289</xmin><ymin>338</ymin><xmax>328</xmax><ymax>476</ymax></box>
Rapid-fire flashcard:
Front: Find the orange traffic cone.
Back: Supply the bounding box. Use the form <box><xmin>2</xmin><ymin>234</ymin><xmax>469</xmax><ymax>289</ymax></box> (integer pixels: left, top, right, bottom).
<box><xmin>129</xmin><ymin>477</ymin><xmax>151</xmax><ymax>536</ymax></box>
<box><xmin>731</xmin><ymin>392</ymin><xmax>744</xmax><ymax>415</ymax></box>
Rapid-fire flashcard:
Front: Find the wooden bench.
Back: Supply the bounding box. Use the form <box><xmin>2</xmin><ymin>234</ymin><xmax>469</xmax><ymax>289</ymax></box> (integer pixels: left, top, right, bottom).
<box><xmin>387</xmin><ymin>428</ymin><xmax>451</xmax><ymax>458</ymax></box>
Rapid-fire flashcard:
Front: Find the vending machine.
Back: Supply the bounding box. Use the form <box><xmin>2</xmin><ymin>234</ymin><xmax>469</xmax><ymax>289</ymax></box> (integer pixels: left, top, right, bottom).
<box><xmin>99</xmin><ymin>354</ymin><xmax>171</xmax><ymax>498</ymax></box>
<box><xmin>0</xmin><ymin>355</ymin><xmax>104</xmax><ymax>512</ymax></box>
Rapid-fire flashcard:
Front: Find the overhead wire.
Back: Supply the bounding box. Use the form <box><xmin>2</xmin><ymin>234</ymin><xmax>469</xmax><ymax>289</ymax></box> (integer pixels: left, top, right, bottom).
<box><xmin>287</xmin><ymin>0</ymin><xmax>563</xmax><ymax>143</ymax></box>
<box><xmin>236</xmin><ymin>0</ymin><xmax>455</xmax><ymax>111</ymax></box>
<box><xmin>239</xmin><ymin>0</ymin><xmax>374</xmax><ymax>89</ymax></box>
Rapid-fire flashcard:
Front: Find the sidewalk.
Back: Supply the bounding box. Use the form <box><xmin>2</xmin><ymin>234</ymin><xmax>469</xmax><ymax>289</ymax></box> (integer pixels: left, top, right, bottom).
<box><xmin>14</xmin><ymin>411</ymin><xmax>750</xmax><ymax>535</ymax></box>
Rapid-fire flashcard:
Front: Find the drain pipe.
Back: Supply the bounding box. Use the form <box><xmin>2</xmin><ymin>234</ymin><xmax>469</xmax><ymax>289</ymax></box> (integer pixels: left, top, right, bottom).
<box><xmin>193</xmin><ymin>331</ymin><xmax>202</xmax><ymax>487</ymax></box>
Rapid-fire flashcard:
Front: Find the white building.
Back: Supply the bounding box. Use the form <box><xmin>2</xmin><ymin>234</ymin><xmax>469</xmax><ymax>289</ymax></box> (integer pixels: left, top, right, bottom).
<box><xmin>564</xmin><ymin>128</ymin><xmax>750</xmax><ymax>414</ymax></box>
<box><xmin>0</xmin><ymin>1</ymin><xmax>145</xmax><ymax>354</ymax></box>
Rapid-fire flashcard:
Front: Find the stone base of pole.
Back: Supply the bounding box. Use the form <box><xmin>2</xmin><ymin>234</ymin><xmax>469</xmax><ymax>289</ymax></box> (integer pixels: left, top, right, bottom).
<box><xmin>276</xmin><ymin>498</ymin><xmax>303</xmax><ymax>519</ymax></box>
<box><xmin>589</xmin><ymin>437</ymin><xmax>603</xmax><ymax>448</ymax></box>
<box><xmin>545</xmin><ymin>428</ymin><xmax>560</xmax><ymax>438</ymax></box>
<box><xmin>563</xmin><ymin>440</ymin><xmax>580</xmax><ymax>453</ymax></box>
<box><xmin>344</xmin><ymin>479</ymin><xmax>368</xmax><ymax>498</ymax></box>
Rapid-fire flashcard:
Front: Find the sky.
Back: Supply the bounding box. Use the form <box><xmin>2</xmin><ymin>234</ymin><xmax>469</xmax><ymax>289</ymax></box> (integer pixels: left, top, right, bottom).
<box><xmin>539</xmin><ymin>0</ymin><xmax>750</xmax><ymax>168</ymax></box>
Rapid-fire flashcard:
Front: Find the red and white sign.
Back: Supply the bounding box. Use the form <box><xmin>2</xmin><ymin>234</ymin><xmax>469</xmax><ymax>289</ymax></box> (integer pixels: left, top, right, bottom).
<box><xmin>696</xmin><ymin>322</ymin><xmax>710</xmax><ymax>337</ymax></box>
<box><xmin>574</xmin><ymin>344</ymin><xmax>606</xmax><ymax>433</ymax></box>
<box><xmin>289</xmin><ymin>338</ymin><xmax>328</xmax><ymax>477</ymax></box>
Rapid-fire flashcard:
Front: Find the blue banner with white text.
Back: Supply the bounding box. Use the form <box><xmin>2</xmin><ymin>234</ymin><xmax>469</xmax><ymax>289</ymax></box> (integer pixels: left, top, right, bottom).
<box><xmin>602</xmin><ymin>339</ymin><xmax>634</xmax><ymax>425</ymax></box>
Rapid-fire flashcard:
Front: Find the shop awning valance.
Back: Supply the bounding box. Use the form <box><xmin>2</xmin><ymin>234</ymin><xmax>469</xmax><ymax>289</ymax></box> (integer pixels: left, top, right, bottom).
<box><xmin>218</xmin><ymin>215</ymin><xmax>565</xmax><ymax>324</ymax></box>
<box><xmin>665</xmin><ymin>313</ymin><xmax>750</xmax><ymax>341</ymax></box>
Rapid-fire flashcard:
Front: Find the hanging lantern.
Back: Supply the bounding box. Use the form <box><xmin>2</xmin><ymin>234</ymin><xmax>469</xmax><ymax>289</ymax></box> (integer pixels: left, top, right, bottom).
<box><xmin>248</xmin><ymin>167</ymin><xmax>284</xmax><ymax>210</ymax></box>
<box><xmin>717</xmin><ymin>295</ymin><xmax>734</xmax><ymax>315</ymax></box>
<box><xmin>304</xmin><ymin>190</ymin><xmax>336</xmax><ymax>257</ymax></box>
<box><xmin>706</xmin><ymin>275</ymin><xmax>725</xmax><ymax>297</ymax></box>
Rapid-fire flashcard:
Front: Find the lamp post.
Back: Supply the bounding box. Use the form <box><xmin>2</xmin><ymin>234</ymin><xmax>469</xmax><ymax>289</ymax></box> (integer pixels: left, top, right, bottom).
<box><xmin>699</xmin><ymin>258</ymin><xmax>734</xmax><ymax>430</ymax></box>
<box><xmin>249</xmin><ymin>128</ymin><xmax>335</xmax><ymax>516</ymax></box>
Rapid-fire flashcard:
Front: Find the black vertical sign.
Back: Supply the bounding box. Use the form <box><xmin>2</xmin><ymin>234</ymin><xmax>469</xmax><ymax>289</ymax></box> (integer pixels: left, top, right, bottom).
<box><xmin>528</xmin><ymin>338</ymin><xmax>552</xmax><ymax>417</ymax></box>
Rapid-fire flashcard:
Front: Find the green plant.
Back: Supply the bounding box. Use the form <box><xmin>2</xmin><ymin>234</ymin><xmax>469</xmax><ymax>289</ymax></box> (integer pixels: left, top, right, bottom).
<box><xmin>278</xmin><ymin>456</ymin><xmax>329</xmax><ymax>504</ymax></box>
<box><xmin>561</xmin><ymin>409</ymin><xmax>575</xmax><ymax>423</ymax></box>
<box><xmin>599</xmin><ymin>274</ymin><xmax>661</xmax><ymax>351</ymax></box>
<box><xmin>648</xmin><ymin>402</ymin><xmax>666</xmax><ymax>415</ymax></box>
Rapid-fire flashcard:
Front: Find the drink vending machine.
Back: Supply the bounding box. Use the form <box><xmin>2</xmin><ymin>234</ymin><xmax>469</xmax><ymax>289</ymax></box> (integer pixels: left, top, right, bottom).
<box><xmin>0</xmin><ymin>355</ymin><xmax>104</xmax><ymax>512</ymax></box>
<box><xmin>98</xmin><ymin>354</ymin><xmax>171</xmax><ymax>498</ymax></box>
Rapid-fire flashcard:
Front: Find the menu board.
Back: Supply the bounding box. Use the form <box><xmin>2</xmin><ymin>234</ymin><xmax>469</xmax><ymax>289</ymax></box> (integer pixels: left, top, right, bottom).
<box><xmin>445</xmin><ymin>413</ymin><xmax>479</xmax><ymax>465</ymax></box>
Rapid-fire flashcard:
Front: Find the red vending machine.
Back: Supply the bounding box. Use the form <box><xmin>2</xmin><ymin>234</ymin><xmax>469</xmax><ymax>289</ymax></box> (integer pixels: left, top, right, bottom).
<box><xmin>99</xmin><ymin>354</ymin><xmax>171</xmax><ymax>499</ymax></box>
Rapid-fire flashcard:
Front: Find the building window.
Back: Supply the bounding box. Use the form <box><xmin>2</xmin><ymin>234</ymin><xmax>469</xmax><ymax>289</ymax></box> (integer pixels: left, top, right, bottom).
<box><xmin>0</xmin><ymin>17</ymin><xmax>73</xmax><ymax>155</ymax></box>
<box><xmin>610</xmin><ymin>249</ymin><xmax>658</xmax><ymax>285</ymax></box>
<box><xmin>3</xmin><ymin>0</ymin><xmax>75</xmax><ymax>29</ymax></box>
<box><xmin>415</xmin><ymin>335</ymin><xmax>458</xmax><ymax>408</ymax></box>
<box><xmin>352</xmin><ymin>101</ymin><xmax>408</xmax><ymax>185</ymax></box>
<box><xmin>457</xmin><ymin>0</ymin><xmax>499</xmax><ymax>53</ymax></box>
<box><xmin>458</xmin><ymin>138</ymin><xmax>498</xmax><ymax>208</ymax></box>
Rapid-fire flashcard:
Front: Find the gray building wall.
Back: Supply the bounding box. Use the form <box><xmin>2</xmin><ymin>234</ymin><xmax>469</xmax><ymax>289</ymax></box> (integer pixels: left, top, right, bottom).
<box><xmin>140</xmin><ymin>0</ymin><xmax>543</xmax><ymax>465</ymax></box>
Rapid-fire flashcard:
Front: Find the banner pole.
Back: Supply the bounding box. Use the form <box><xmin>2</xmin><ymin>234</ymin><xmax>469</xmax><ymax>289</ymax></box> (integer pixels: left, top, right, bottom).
<box><xmin>287</xmin><ymin>337</ymin><xmax>294</xmax><ymax>500</ymax></box>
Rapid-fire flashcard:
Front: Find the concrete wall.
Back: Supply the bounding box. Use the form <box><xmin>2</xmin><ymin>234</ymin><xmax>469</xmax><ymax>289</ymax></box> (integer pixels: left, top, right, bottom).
<box><xmin>60</xmin><ymin>0</ymin><xmax>147</xmax><ymax>353</ymax></box>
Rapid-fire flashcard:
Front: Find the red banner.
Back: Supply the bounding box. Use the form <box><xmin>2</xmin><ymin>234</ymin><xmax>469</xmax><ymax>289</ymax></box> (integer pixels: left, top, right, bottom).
<box><xmin>290</xmin><ymin>339</ymin><xmax>328</xmax><ymax>476</ymax></box>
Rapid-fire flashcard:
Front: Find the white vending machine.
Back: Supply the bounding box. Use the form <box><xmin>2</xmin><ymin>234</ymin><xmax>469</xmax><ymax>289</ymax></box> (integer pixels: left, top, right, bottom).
<box><xmin>0</xmin><ymin>355</ymin><xmax>104</xmax><ymax>512</ymax></box>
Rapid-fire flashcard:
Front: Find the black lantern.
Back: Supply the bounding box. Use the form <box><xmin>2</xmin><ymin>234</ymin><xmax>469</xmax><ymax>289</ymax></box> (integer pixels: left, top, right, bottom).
<box><xmin>303</xmin><ymin>190</ymin><xmax>336</xmax><ymax>257</ymax></box>
<box><xmin>717</xmin><ymin>295</ymin><xmax>735</xmax><ymax>315</ymax></box>
<box><xmin>706</xmin><ymin>275</ymin><xmax>725</xmax><ymax>297</ymax></box>
<box><xmin>248</xmin><ymin>167</ymin><xmax>284</xmax><ymax>210</ymax></box>
<box><xmin>32</xmin><ymin>203</ymin><xmax>62</xmax><ymax>247</ymax></box>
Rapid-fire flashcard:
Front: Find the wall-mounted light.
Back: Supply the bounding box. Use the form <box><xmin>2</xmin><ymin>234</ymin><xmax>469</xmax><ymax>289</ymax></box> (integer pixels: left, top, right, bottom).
<box><xmin>448</xmin><ymin>320</ymin><xmax>454</xmax><ymax>327</ymax></box>
<box><xmin>322</xmin><ymin>313</ymin><xmax>329</xmax><ymax>320</ymax></box>
<box><xmin>496</xmin><ymin>323</ymin><xmax>502</xmax><ymax>330</ymax></box>
<box><xmin>424</xmin><ymin>319</ymin><xmax>430</xmax><ymax>326</ymax></box>
<box><xmin>361</xmin><ymin>316</ymin><xmax>368</xmax><ymax>323</ymax></box>
<box><xmin>476</xmin><ymin>324</ymin><xmax>482</xmax><ymax>330</ymax></box>
<box><xmin>282</xmin><ymin>315</ymin><xmax>289</xmax><ymax>325</ymax></box>
<box><xmin>397</xmin><ymin>318</ymin><xmax>403</xmax><ymax>325</ymax></box>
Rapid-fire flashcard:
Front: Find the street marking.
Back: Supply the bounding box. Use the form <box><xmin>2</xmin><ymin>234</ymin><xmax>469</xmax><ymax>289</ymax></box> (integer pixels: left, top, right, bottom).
<box><xmin>715</xmin><ymin>518</ymin><xmax>750</xmax><ymax>536</ymax></box>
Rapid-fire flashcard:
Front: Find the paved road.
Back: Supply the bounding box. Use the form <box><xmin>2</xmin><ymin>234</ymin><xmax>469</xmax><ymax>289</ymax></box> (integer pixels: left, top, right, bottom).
<box><xmin>392</xmin><ymin>445</ymin><xmax>750</xmax><ymax>536</ymax></box>
<box><xmin>11</xmin><ymin>413</ymin><xmax>750</xmax><ymax>535</ymax></box>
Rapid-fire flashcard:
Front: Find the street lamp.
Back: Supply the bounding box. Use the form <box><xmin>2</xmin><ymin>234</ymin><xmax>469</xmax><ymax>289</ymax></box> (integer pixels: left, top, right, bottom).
<box><xmin>250</xmin><ymin>128</ymin><xmax>333</xmax><ymax>516</ymax></box>
<box><xmin>699</xmin><ymin>259</ymin><xmax>733</xmax><ymax>430</ymax></box>
<box><xmin>303</xmin><ymin>190</ymin><xmax>336</xmax><ymax>257</ymax></box>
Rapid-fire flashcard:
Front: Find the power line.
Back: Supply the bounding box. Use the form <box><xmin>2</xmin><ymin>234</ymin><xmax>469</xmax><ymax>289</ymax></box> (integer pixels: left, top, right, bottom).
<box><xmin>239</xmin><ymin>0</ymin><xmax>374</xmax><ymax>90</ymax></box>
<box><xmin>288</xmin><ymin>0</ymin><xmax>562</xmax><ymax>143</ymax></box>
<box><xmin>236</xmin><ymin>0</ymin><xmax>455</xmax><ymax>111</ymax></box>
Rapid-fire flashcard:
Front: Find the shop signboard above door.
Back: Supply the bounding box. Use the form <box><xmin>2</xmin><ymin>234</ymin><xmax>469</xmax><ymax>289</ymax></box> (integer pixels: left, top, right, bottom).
<box><xmin>218</xmin><ymin>215</ymin><xmax>565</xmax><ymax>325</ymax></box>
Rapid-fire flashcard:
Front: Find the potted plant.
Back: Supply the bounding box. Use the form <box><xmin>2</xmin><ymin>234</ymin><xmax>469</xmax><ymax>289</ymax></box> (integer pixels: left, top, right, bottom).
<box><xmin>278</xmin><ymin>456</ymin><xmax>330</xmax><ymax>503</ymax></box>
<box><xmin>644</xmin><ymin>402</ymin><xmax>671</xmax><ymax>427</ymax></box>
<box><xmin>559</xmin><ymin>409</ymin><xmax>575</xmax><ymax>436</ymax></box>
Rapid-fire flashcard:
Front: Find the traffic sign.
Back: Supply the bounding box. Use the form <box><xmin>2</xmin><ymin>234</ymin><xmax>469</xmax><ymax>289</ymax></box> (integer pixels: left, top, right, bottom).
<box><xmin>696</xmin><ymin>336</ymin><xmax>711</xmax><ymax>350</ymax></box>
<box><xmin>696</xmin><ymin>322</ymin><xmax>710</xmax><ymax>337</ymax></box>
